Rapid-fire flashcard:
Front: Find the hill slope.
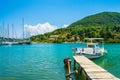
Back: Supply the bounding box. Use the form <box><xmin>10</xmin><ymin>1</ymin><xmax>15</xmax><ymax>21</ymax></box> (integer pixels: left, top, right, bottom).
<box><xmin>69</xmin><ymin>12</ymin><xmax>120</xmax><ymax>27</ymax></box>
<box><xmin>31</xmin><ymin>12</ymin><xmax>120</xmax><ymax>43</ymax></box>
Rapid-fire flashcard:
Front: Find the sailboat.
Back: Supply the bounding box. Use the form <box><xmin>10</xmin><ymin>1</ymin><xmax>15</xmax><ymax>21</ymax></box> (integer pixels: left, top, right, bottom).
<box><xmin>1</xmin><ymin>23</ymin><xmax>21</xmax><ymax>45</ymax></box>
<box><xmin>1</xmin><ymin>24</ymin><xmax>12</xmax><ymax>45</ymax></box>
<box><xmin>18</xmin><ymin>18</ymin><xmax>31</xmax><ymax>45</ymax></box>
<box><xmin>72</xmin><ymin>38</ymin><xmax>107</xmax><ymax>59</ymax></box>
<box><xmin>10</xmin><ymin>24</ymin><xmax>19</xmax><ymax>45</ymax></box>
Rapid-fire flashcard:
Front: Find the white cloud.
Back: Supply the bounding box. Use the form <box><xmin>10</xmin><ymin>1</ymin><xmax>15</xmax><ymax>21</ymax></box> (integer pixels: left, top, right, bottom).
<box><xmin>24</xmin><ymin>22</ymin><xmax>57</xmax><ymax>36</ymax></box>
<box><xmin>24</xmin><ymin>22</ymin><xmax>69</xmax><ymax>37</ymax></box>
<box><xmin>62</xmin><ymin>24</ymin><xmax>69</xmax><ymax>28</ymax></box>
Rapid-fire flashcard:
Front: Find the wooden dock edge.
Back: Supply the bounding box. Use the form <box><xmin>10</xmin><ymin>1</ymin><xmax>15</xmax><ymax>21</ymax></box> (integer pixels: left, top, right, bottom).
<box><xmin>73</xmin><ymin>55</ymin><xmax>120</xmax><ymax>80</ymax></box>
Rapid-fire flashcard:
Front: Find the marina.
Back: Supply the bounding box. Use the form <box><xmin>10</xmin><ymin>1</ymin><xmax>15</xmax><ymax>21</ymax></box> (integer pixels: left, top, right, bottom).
<box><xmin>0</xmin><ymin>19</ymin><xmax>31</xmax><ymax>45</ymax></box>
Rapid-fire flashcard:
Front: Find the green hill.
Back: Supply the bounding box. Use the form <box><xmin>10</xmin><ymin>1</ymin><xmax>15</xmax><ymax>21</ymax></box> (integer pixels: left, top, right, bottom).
<box><xmin>31</xmin><ymin>12</ymin><xmax>120</xmax><ymax>43</ymax></box>
<box><xmin>69</xmin><ymin>12</ymin><xmax>120</xmax><ymax>27</ymax></box>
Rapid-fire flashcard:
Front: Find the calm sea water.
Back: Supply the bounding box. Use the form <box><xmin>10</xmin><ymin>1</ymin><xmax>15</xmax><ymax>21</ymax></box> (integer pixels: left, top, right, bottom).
<box><xmin>0</xmin><ymin>43</ymin><xmax>120</xmax><ymax>80</ymax></box>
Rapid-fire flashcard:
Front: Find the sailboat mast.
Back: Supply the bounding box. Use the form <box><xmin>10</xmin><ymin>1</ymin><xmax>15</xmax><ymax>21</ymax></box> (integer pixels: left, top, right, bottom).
<box><xmin>0</xmin><ymin>25</ymin><xmax>1</xmax><ymax>38</ymax></box>
<box><xmin>2</xmin><ymin>22</ymin><xmax>4</xmax><ymax>41</ymax></box>
<box><xmin>0</xmin><ymin>25</ymin><xmax>1</xmax><ymax>42</ymax></box>
<box><xmin>12</xmin><ymin>24</ymin><xmax>14</xmax><ymax>41</ymax></box>
<box><xmin>7</xmin><ymin>24</ymin><xmax>9</xmax><ymax>41</ymax></box>
<box><xmin>22</xmin><ymin>18</ymin><xmax>24</xmax><ymax>40</ymax></box>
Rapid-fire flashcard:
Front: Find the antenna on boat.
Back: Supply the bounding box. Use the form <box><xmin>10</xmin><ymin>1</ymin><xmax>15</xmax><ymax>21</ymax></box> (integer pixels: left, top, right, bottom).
<box><xmin>102</xmin><ymin>38</ymin><xmax>105</xmax><ymax>50</ymax></box>
<box><xmin>91</xmin><ymin>39</ymin><xmax>93</xmax><ymax>43</ymax></box>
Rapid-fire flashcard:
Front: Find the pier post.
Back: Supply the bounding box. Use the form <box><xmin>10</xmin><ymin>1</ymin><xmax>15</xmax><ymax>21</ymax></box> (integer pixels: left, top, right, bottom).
<box><xmin>74</xmin><ymin>59</ymin><xmax>76</xmax><ymax>70</ymax></box>
<box><xmin>68</xmin><ymin>60</ymin><xmax>72</xmax><ymax>80</ymax></box>
<box><xmin>64</xmin><ymin>58</ymin><xmax>74</xmax><ymax>80</ymax></box>
<box><xmin>68</xmin><ymin>59</ymin><xmax>71</xmax><ymax>74</ymax></box>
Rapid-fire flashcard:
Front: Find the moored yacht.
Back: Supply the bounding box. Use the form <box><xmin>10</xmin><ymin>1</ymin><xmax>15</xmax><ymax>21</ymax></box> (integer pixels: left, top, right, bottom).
<box><xmin>72</xmin><ymin>38</ymin><xmax>107</xmax><ymax>59</ymax></box>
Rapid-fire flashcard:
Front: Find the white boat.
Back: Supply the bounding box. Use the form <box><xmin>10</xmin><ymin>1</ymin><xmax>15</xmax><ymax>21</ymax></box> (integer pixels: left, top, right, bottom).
<box><xmin>1</xmin><ymin>41</ymin><xmax>12</xmax><ymax>45</ymax></box>
<box><xmin>1</xmin><ymin>41</ymin><xmax>19</xmax><ymax>45</ymax></box>
<box><xmin>72</xmin><ymin>38</ymin><xmax>107</xmax><ymax>59</ymax></box>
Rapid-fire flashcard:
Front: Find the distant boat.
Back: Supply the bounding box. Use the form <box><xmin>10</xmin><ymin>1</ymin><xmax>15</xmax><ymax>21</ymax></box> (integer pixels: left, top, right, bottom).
<box><xmin>18</xmin><ymin>40</ymin><xmax>31</xmax><ymax>45</ymax></box>
<box><xmin>23</xmin><ymin>41</ymin><xmax>31</xmax><ymax>44</ymax></box>
<box><xmin>0</xmin><ymin>24</ymin><xmax>12</xmax><ymax>45</ymax></box>
<box><xmin>22</xmin><ymin>18</ymin><xmax>31</xmax><ymax>45</ymax></box>
<box><xmin>72</xmin><ymin>38</ymin><xmax>107</xmax><ymax>59</ymax></box>
<box><xmin>18</xmin><ymin>18</ymin><xmax>31</xmax><ymax>45</ymax></box>
<box><xmin>1</xmin><ymin>41</ymin><xmax>12</xmax><ymax>45</ymax></box>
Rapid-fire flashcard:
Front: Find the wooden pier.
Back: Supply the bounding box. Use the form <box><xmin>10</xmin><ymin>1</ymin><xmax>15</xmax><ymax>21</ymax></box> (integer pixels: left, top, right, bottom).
<box><xmin>73</xmin><ymin>56</ymin><xmax>119</xmax><ymax>80</ymax></box>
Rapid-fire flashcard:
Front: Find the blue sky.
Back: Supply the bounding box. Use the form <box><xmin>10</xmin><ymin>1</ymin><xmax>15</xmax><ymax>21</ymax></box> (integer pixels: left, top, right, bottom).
<box><xmin>0</xmin><ymin>0</ymin><xmax>120</xmax><ymax>38</ymax></box>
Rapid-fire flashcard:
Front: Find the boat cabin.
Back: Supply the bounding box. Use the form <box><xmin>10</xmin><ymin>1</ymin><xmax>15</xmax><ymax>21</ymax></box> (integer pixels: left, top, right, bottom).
<box><xmin>87</xmin><ymin>43</ymin><xmax>98</xmax><ymax>48</ymax></box>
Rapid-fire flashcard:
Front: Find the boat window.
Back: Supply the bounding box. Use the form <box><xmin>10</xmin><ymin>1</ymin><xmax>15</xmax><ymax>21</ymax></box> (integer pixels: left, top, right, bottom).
<box><xmin>88</xmin><ymin>45</ymin><xmax>92</xmax><ymax>47</ymax></box>
<box><xmin>88</xmin><ymin>44</ymin><xmax>95</xmax><ymax>48</ymax></box>
<box><xmin>96</xmin><ymin>44</ymin><xmax>98</xmax><ymax>47</ymax></box>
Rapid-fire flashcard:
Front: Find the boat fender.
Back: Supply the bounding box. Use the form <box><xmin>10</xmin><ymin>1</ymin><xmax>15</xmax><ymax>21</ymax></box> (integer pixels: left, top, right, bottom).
<box><xmin>72</xmin><ymin>48</ymin><xmax>75</xmax><ymax>51</ymax></box>
<box><xmin>82</xmin><ymin>48</ymin><xmax>84</xmax><ymax>52</ymax></box>
<box><xmin>75</xmin><ymin>48</ymin><xmax>77</xmax><ymax>51</ymax></box>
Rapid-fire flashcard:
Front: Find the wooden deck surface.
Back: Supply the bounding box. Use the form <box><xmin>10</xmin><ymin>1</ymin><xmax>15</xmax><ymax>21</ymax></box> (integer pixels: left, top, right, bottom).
<box><xmin>73</xmin><ymin>56</ymin><xmax>120</xmax><ymax>80</ymax></box>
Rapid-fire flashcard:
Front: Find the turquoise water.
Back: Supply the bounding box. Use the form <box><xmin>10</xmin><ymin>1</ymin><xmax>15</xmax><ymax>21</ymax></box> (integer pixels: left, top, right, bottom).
<box><xmin>0</xmin><ymin>43</ymin><xmax>120</xmax><ymax>80</ymax></box>
<box><xmin>94</xmin><ymin>43</ymin><xmax>120</xmax><ymax>78</ymax></box>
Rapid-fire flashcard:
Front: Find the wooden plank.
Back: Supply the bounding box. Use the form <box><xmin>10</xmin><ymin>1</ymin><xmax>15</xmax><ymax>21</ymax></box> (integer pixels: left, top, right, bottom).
<box><xmin>87</xmin><ymin>72</ymin><xmax>116</xmax><ymax>79</ymax></box>
<box><xmin>73</xmin><ymin>56</ymin><xmax>119</xmax><ymax>80</ymax></box>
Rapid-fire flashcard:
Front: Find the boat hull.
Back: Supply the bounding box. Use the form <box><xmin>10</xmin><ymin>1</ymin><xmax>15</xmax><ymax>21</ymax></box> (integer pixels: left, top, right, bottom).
<box><xmin>74</xmin><ymin>53</ymin><xmax>103</xmax><ymax>59</ymax></box>
<box><xmin>18</xmin><ymin>41</ymin><xmax>31</xmax><ymax>45</ymax></box>
<box><xmin>82</xmin><ymin>54</ymin><xmax>102</xmax><ymax>59</ymax></box>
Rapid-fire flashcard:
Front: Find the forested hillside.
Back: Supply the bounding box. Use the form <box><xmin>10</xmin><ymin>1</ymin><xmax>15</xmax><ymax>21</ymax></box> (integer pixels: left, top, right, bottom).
<box><xmin>31</xmin><ymin>12</ymin><xmax>120</xmax><ymax>43</ymax></box>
